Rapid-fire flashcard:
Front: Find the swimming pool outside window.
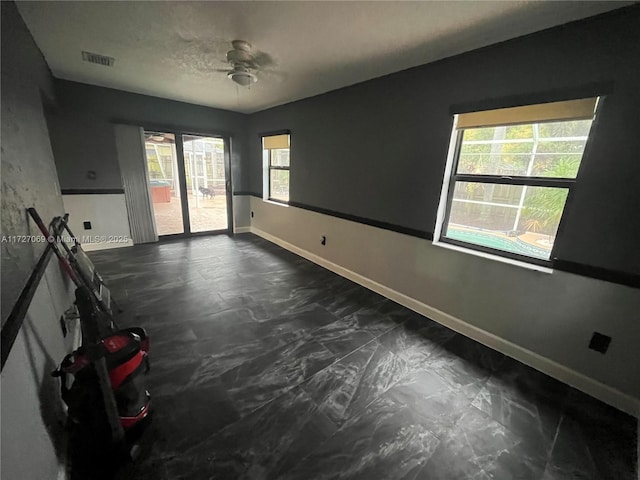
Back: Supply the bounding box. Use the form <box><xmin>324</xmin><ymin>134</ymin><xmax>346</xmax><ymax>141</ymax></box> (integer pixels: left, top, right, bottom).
<box><xmin>437</xmin><ymin>98</ymin><xmax>599</xmax><ymax>265</ymax></box>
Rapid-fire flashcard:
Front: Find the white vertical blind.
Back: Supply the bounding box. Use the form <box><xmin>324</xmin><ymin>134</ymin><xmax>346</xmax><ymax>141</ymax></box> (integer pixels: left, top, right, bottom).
<box><xmin>114</xmin><ymin>124</ymin><xmax>158</xmax><ymax>244</ymax></box>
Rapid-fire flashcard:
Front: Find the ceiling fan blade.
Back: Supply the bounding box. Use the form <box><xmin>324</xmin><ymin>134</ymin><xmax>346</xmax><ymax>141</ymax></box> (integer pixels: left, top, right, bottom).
<box><xmin>252</xmin><ymin>51</ymin><xmax>275</xmax><ymax>69</ymax></box>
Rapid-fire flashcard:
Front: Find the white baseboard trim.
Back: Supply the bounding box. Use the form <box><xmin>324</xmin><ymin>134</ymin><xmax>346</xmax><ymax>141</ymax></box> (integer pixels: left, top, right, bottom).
<box><xmin>81</xmin><ymin>240</ymin><xmax>134</xmax><ymax>252</ymax></box>
<box><xmin>251</xmin><ymin>226</ymin><xmax>639</xmax><ymax>418</ymax></box>
<box><xmin>234</xmin><ymin>226</ymin><xmax>252</xmax><ymax>234</ymax></box>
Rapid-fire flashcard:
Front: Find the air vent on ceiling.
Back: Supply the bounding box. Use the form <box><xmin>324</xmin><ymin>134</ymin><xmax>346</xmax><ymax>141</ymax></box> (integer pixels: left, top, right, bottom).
<box><xmin>81</xmin><ymin>51</ymin><xmax>115</xmax><ymax>67</ymax></box>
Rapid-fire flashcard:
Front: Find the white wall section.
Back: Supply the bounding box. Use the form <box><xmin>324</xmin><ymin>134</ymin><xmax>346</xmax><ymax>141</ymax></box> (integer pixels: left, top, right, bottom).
<box><xmin>0</xmin><ymin>261</ymin><xmax>79</xmax><ymax>480</ymax></box>
<box><xmin>62</xmin><ymin>194</ymin><xmax>133</xmax><ymax>251</ymax></box>
<box><xmin>232</xmin><ymin>194</ymin><xmax>251</xmax><ymax>233</ymax></box>
<box><xmin>247</xmin><ymin>196</ymin><xmax>640</xmax><ymax>417</ymax></box>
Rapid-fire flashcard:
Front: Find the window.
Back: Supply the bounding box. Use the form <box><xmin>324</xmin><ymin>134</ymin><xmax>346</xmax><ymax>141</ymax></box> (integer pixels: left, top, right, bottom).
<box><xmin>437</xmin><ymin>97</ymin><xmax>599</xmax><ymax>265</ymax></box>
<box><xmin>263</xmin><ymin>133</ymin><xmax>290</xmax><ymax>202</ymax></box>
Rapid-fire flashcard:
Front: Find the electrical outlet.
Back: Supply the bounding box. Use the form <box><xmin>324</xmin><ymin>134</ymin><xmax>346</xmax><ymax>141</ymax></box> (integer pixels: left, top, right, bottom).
<box><xmin>83</xmin><ymin>221</ymin><xmax>92</xmax><ymax>230</ymax></box>
<box><xmin>588</xmin><ymin>332</ymin><xmax>611</xmax><ymax>354</ymax></box>
<box><xmin>321</xmin><ymin>235</ymin><xmax>326</xmax><ymax>246</ymax></box>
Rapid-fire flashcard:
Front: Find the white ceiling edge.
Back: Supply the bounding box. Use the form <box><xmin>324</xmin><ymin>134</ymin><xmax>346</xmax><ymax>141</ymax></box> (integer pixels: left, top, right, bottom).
<box><xmin>16</xmin><ymin>1</ymin><xmax>635</xmax><ymax>114</ymax></box>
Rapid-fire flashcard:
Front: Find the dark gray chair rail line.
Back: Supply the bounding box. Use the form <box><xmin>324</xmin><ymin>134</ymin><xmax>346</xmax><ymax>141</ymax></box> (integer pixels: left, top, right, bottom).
<box><xmin>237</xmin><ymin>192</ymin><xmax>639</xmax><ymax>289</ymax></box>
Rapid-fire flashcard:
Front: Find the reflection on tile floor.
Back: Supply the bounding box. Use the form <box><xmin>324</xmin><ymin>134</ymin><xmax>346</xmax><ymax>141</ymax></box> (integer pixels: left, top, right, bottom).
<box><xmin>151</xmin><ymin>194</ymin><xmax>229</xmax><ymax>235</ymax></box>
<box><xmin>85</xmin><ymin>234</ymin><xmax>637</xmax><ymax>480</ymax></box>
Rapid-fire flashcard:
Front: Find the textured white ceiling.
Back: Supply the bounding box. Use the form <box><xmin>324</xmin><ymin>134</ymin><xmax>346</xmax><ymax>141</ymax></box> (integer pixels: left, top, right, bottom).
<box><xmin>16</xmin><ymin>1</ymin><xmax>631</xmax><ymax>114</ymax></box>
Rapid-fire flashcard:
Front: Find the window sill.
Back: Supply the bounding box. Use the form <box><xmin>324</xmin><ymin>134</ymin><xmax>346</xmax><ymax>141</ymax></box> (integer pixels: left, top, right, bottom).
<box><xmin>263</xmin><ymin>198</ymin><xmax>290</xmax><ymax>207</ymax></box>
<box><xmin>432</xmin><ymin>240</ymin><xmax>554</xmax><ymax>274</ymax></box>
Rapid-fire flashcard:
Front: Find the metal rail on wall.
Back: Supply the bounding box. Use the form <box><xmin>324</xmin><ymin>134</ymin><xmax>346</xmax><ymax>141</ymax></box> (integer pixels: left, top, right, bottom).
<box><xmin>0</xmin><ymin>211</ymin><xmax>68</xmax><ymax>370</ymax></box>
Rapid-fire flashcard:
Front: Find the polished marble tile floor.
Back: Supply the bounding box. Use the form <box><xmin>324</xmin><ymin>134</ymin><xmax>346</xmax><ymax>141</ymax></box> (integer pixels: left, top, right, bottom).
<box><xmin>86</xmin><ymin>234</ymin><xmax>637</xmax><ymax>480</ymax></box>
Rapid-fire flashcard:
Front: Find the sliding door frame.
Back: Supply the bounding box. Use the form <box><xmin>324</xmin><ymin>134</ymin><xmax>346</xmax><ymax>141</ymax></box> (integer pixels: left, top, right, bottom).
<box><xmin>142</xmin><ymin>123</ymin><xmax>234</xmax><ymax>239</ymax></box>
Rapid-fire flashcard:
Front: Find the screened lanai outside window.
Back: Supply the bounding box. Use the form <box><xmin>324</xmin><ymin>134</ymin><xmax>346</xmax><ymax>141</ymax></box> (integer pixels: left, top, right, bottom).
<box><xmin>439</xmin><ymin>97</ymin><xmax>598</xmax><ymax>264</ymax></box>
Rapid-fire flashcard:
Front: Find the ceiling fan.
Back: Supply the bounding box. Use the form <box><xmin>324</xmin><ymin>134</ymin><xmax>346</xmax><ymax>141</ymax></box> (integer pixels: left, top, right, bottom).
<box><xmin>173</xmin><ymin>34</ymin><xmax>283</xmax><ymax>87</ymax></box>
<box><xmin>223</xmin><ymin>40</ymin><xmax>260</xmax><ymax>87</ymax></box>
<box><xmin>218</xmin><ymin>40</ymin><xmax>286</xmax><ymax>88</ymax></box>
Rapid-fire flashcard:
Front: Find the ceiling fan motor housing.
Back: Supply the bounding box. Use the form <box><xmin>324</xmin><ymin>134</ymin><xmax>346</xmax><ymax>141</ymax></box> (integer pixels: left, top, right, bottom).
<box><xmin>227</xmin><ymin>40</ymin><xmax>256</xmax><ymax>67</ymax></box>
<box><xmin>227</xmin><ymin>65</ymin><xmax>257</xmax><ymax>86</ymax></box>
<box><xmin>226</xmin><ymin>40</ymin><xmax>259</xmax><ymax>86</ymax></box>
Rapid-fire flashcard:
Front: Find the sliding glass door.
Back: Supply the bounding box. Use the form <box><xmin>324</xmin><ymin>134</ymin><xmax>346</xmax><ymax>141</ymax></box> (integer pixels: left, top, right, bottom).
<box><xmin>143</xmin><ymin>130</ymin><xmax>231</xmax><ymax>237</ymax></box>
<box><xmin>182</xmin><ymin>135</ymin><xmax>228</xmax><ymax>232</ymax></box>
<box><xmin>144</xmin><ymin>132</ymin><xmax>184</xmax><ymax>235</ymax></box>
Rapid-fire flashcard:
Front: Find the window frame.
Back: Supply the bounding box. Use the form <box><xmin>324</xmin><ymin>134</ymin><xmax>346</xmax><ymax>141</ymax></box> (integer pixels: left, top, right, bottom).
<box><xmin>261</xmin><ymin>131</ymin><xmax>291</xmax><ymax>204</ymax></box>
<box><xmin>436</xmin><ymin>100</ymin><xmax>599</xmax><ymax>267</ymax></box>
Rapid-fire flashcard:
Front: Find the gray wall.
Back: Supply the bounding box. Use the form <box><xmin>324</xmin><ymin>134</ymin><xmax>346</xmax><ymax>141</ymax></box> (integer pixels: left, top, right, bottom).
<box><xmin>50</xmin><ymin>80</ymin><xmax>250</xmax><ymax>193</ymax></box>
<box><xmin>1</xmin><ymin>2</ymin><xmax>76</xmax><ymax>479</ymax></box>
<box><xmin>247</xmin><ymin>6</ymin><xmax>640</xmax><ymax>277</ymax></box>
<box><xmin>1</xmin><ymin>0</ymin><xmax>63</xmax><ymax>324</ymax></box>
<box><xmin>47</xmin><ymin>111</ymin><xmax>123</xmax><ymax>190</ymax></box>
